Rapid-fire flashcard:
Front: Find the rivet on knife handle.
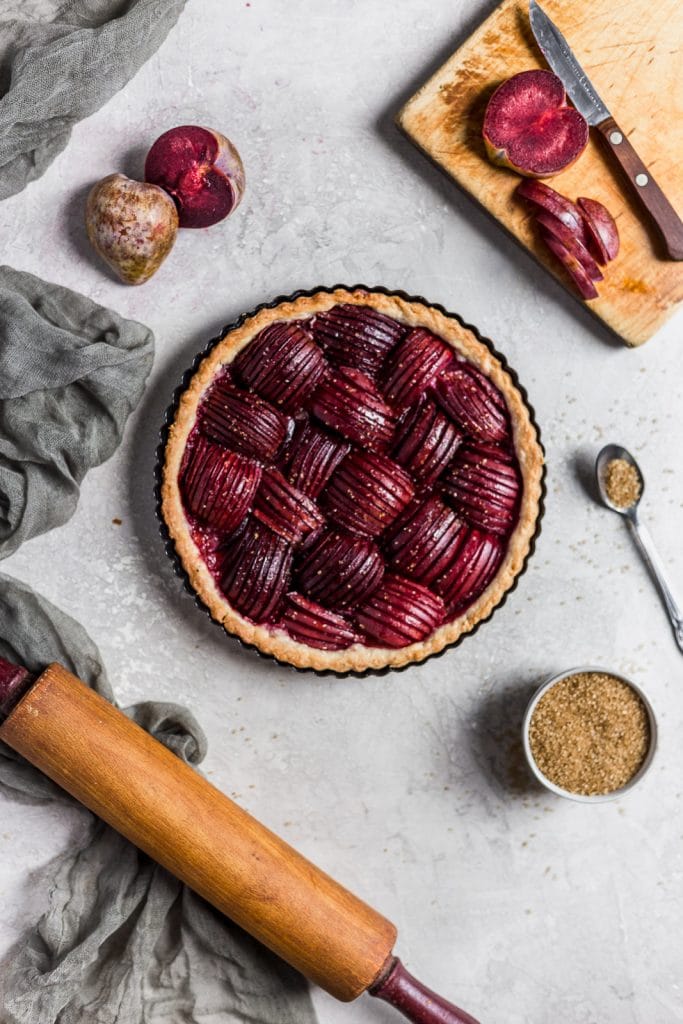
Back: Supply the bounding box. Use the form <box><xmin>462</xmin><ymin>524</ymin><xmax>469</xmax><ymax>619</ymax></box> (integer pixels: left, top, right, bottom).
<box><xmin>596</xmin><ymin>116</ymin><xmax>683</xmax><ymax>261</ymax></box>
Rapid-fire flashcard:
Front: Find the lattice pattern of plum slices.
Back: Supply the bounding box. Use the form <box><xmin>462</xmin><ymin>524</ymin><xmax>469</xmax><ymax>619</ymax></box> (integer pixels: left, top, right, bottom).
<box><xmin>178</xmin><ymin>303</ymin><xmax>521</xmax><ymax>650</ymax></box>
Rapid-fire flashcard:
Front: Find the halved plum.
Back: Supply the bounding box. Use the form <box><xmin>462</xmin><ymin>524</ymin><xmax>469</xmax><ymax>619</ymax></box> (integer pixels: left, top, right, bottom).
<box><xmin>483</xmin><ymin>70</ymin><xmax>588</xmax><ymax>178</ymax></box>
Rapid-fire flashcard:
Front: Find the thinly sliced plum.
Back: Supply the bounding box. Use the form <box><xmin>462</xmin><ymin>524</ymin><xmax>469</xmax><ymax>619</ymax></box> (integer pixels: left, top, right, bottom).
<box><xmin>220</xmin><ymin>520</ymin><xmax>293</xmax><ymax>622</ymax></box>
<box><xmin>310</xmin><ymin>366</ymin><xmax>396</xmax><ymax>451</ymax></box>
<box><xmin>382</xmin><ymin>328</ymin><xmax>452</xmax><ymax>409</ymax></box>
<box><xmin>435</xmin><ymin>528</ymin><xmax>504</xmax><ymax>612</ymax></box>
<box><xmin>483</xmin><ymin>70</ymin><xmax>588</xmax><ymax>178</ymax></box>
<box><xmin>578</xmin><ymin>197</ymin><xmax>620</xmax><ymax>263</ymax></box>
<box><xmin>234</xmin><ymin>321</ymin><xmax>326</xmax><ymax>412</ymax></box>
<box><xmin>516</xmin><ymin>179</ymin><xmax>587</xmax><ymax>243</ymax></box>
<box><xmin>311</xmin><ymin>304</ymin><xmax>405</xmax><ymax>377</ymax></box>
<box><xmin>385</xmin><ymin>496</ymin><xmax>466</xmax><ymax>586</ymax></box>
<box><xmin>297</xmin><ymin>530</ymin><xmax>384</xmax><ymax>610</ymax></box>
<box><xmin>540</xmin><ymin>229</ymin><xmax>599</xmax><ymax>300</ymax></box>
<box><xmin>182</xmin><ymin>434</ymin><xmax>261</xmax><ymax>532</ymax></box>
<box><xmin>324</xmin><ymin>450</ymin><xmax>414</xmax><ymax>537</ymax></box>
<box><xmin>280</xmin><ymin>593</ymin><xmax>361</xmax><ymax>651</ymax></box>
<box><xmin>535</xmin><ymin>211</ymin><xmax>603</xmax><ymax>282</ymax></box>
<box><xmin>434</xmin><ymin>364</ymin><xmax>509</xmax><ymax>442</ymax></box>
<box><xmin>201</xmin><ymin>377</ymin><xmax>288</xmax><ymax>460</ymax></box>
<box><xmin>392</xmin><ymin>401</ymin><xmax>464</xmax><ymax>486</ymax></box>
<box><xmin>442</xmin><ymin>441</ymin><xmax>520</xmax><ymax>536</ymax></box>
<box><xmin>284</xmin><ymin>420</ymin><xmax>349</xmax><ymax>497</ymax></box>
<box><xmin>356</xmin><ymin>575</ymin><xmax>445</xmax><ymax>648</ymax></box>
<box><xmin>253</xmin><ymin>467</ymin><xmax>324</xmax><ymax>544</ymax></box>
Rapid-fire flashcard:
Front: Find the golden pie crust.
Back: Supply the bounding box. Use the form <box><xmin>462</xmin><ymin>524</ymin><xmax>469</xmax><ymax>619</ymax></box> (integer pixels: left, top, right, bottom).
<box><xmin>160</xmin><ymin>288</ymin><xmax>544</xmax><ymax>673</ymax></box>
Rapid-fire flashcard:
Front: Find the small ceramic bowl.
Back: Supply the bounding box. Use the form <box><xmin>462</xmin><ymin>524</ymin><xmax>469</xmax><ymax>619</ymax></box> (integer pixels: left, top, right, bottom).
<box><xmin>522</xmin><ymin>665</ymin><xmax>658</xmax><ymax>803</ymax></box>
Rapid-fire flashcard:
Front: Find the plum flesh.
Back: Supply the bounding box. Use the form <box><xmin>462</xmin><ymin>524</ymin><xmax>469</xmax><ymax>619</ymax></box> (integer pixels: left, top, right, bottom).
<box><xmin>145</xmin><ymin>126</ymin><xmax>245</xmax><ymax>228</ymax></box>
<box><xmin>483</xmin><ymin>70</ymin><xmax>588</xmax><ymax>178</ymax></box>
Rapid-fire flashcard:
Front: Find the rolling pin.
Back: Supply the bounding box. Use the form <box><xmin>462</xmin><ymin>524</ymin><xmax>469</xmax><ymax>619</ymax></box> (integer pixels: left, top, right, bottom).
<box><xmin>0</xmin><ymin>658</ymin><xmax>479</xmax><ymax>1023</ymax></box>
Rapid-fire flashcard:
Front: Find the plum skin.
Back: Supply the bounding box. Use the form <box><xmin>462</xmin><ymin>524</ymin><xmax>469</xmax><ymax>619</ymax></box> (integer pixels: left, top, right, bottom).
<box><xmin>145</xmin><ymin>126</ymin><xmax>245</xmax><ymax>228</ymax></box>
<box><xmin>85</xmin><ymin>173</ymin><xmax>179</xmax><ymax>285</ymax></box>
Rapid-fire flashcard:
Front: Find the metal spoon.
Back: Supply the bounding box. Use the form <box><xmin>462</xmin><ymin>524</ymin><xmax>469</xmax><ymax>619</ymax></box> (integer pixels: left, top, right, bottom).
<box><xmin>596</xmin><ymin>444</ymin><xmax>683</xmax><ymax>653</ymax></box>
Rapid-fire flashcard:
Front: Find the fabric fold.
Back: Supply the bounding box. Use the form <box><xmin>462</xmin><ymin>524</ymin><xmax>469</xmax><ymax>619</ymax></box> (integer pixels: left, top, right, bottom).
<box><xmin>0</xmin><ymin>0</ymin><xmax>187</xmax><ymax>201</ymax></box>
<box><xmin>0</xmin><ymin>265</ymin><xmax>154</xmax><ymax>560</ymax></box>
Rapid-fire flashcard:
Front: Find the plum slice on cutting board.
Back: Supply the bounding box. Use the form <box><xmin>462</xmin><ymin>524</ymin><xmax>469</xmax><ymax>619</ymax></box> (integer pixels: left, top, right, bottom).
<box><xmin>578</xmin><ymin>197</ymin><xmax>621</xmax><ymax>263</ymax></box>
<box><xmin>516</xmin><ymin>179</ymin><xmax>588</xmax><ymax>244</ymax></box>
<box><xmin>535</xmin><ymin>211</ymin><xmax>603</xmax><ymax>282</ymax></box>
<box><xmin>540</xmin><ymin>230</ymin><xmax>599</xmax><ymax>300</ymax></box>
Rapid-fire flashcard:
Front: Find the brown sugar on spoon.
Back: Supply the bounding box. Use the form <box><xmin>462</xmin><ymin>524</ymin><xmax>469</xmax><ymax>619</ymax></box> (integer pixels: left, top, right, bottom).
<box><xmin>604</xmin><ymin>458</ymin><xmax>641</xmax><ymax>509</ymax></box>
<box><xmin>528</xmin><ymin>672</ymin><xmax>650</xmax><ymax>796</ymax></box>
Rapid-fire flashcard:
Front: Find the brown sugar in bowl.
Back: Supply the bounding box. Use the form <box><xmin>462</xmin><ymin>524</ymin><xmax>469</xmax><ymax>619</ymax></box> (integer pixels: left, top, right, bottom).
<box><xmin>522</xmin><ymin>666</ymin><xmax>657</xmax><ymax>802</ymax></box>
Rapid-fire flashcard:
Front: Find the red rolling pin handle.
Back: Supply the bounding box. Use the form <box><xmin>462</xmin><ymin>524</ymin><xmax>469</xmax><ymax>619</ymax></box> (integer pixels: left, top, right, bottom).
<box><xmin>371</xmin><ymin>959</ymin><xmax>480</xmax><ymax>1024</ymax></box>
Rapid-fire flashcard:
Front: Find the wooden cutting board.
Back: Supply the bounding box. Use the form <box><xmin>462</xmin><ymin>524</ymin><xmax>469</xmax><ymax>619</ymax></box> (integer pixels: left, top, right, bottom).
<box><xmin>398</xmin><ymin>0</ymin><xmax>683</xmax><ymax>346</ymax></box>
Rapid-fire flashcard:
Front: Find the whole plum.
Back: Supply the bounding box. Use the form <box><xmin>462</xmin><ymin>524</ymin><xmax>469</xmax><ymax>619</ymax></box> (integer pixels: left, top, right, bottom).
<box><xmin>85</xmin><ymin>173</ymin><xmax>179</xmax><ymax>285</ymax></box>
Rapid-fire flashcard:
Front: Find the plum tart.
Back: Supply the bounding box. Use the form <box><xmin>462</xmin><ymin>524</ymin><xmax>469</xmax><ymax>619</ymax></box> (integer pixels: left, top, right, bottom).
<box><xmin>160</xmin><ymin>287</ymin><xmax>544</xmax><ymax>673</ymax></box>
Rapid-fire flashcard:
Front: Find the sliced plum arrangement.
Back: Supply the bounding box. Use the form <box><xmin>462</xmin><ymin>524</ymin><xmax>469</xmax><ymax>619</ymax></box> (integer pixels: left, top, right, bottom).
<box><xmin>517</xmin><ymin>179</ymin><xmax>620</xmax><ymax>299</ymax></box>
<box><xmin>483</xmin><ymin>70</ymin><xmax>588</xmax><ymax>178</ymax></box>
<box><xmin>176</xmin><ymin>304</ymin><xmax>525</xmax><ymax>652</ymax></box>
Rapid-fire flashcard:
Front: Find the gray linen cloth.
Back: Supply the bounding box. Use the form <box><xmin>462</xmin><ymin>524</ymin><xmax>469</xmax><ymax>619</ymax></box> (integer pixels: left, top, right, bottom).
<box><xmin>0</xmin><ymin>277</ymin><xmax>317</xmax><ymax>1022</ymax></box>
<box><xmin>0</xmin><ymin>0</ymin><xmax>187</xmax><ymax>201</ymax></box>
<box><xmin>0</xmin><ymin>265</ymin><xmax>154</xmax><ymax>559</ymax></box>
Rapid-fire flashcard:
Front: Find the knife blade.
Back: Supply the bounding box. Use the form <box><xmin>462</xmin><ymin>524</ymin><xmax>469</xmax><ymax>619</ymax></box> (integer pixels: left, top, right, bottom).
<box><xmin>528</xmin><ymin>0</ymin><xmax>609</xmax><ymax>126</ymax></box>
<box><xmin>528</xmin><ymin>0</ymin><xmax>683</xmax><ymax>261</ymax></box>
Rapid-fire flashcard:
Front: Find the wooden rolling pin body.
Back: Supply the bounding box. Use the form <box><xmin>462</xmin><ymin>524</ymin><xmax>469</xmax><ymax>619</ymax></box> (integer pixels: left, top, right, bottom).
<box><xmin>0</xmin><ymin>664</ymin><xmax>396</xmax><ymax>1001</ymax></box>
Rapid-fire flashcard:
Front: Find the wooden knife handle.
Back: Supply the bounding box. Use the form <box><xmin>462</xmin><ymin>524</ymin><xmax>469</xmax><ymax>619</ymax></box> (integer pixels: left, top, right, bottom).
<box><xmin>0</xmin><ymin>664</ymin><xmax>396</xmax><ymax>1002</ymax></box>
<box><xmin>596</xmin><ymin>116</ymin><xmax>683</xmax><ymax>261</ymax></box>
<box><xmin>371</xmin><ymin>959</ymin><xmax>481</xmax><ymax>1024</ymax></box>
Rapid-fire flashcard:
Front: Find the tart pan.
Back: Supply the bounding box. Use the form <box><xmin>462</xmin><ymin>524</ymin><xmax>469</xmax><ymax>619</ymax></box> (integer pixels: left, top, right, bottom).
<box><xmin>154</xmin><ymin>285</ymin><xmax>546</xmax><ymax>677</ymax></box>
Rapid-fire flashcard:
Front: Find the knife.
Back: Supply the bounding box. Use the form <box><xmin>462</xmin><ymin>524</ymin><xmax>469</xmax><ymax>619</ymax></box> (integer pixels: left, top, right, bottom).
<box><xmin>528</xmin><ymin>0</ymin><xmax>683</xmax><ymax>261</ymax></box>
